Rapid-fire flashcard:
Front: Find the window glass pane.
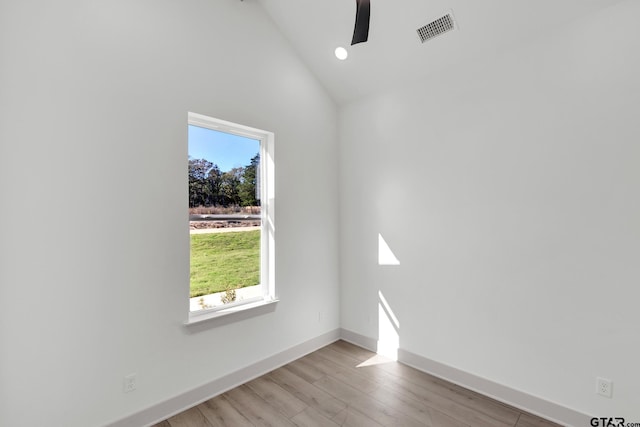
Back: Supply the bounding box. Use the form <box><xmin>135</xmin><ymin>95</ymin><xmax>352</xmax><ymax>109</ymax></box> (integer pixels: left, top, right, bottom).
<box><xmin>188</xmin><ymin>125</ymin><xmax>261</xmax><ymax>311</ymax></box>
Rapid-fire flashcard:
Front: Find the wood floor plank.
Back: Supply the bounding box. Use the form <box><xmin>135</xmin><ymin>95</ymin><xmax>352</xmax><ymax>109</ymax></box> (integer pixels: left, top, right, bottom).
<box><xmin>314</xmin><ymin>375</ymin><xmax>428</xmax><ymax>427</ymax></box>
<box><xmin>314</xmin><ymin>346</ymin><xmax>362</xmax><ymax>370</ymax></box>
<box><xmin>312</xmin><ymin>375</ymin><xmax>365</xmax><ymax>403</ymax></box>
<box><xmin>225</xmin><ymin>384</ymin><xmax>297</xmax><ymax>426</ymax></box>
<box><xmin>328</xmin><ymin>340</ymin><xmax>377</xmax><ymax>363</ymax></box>
<box><xmin>268</xmin><ymin>366</ymin><xmax>347</xmax><ymax>419</ymax></box>
<box><xmin>150</xmin><ymin>421</ymin><xmax>172</xmax><ymax>427</ymax></box>
<box><xmin>245</xmin><ymin>375</ymin><xmax>308</xmax><ymax>418</ymax></box>
<box><xmin>302</xmin><ymin>352</ymin><xmax>346</xmax><ymax>377</ymax></box>
<box><xmin>429</xmin><ymin>409</ymin><xmax>472</xmax><ymax>427</ymax></box>
<box><xmin>313</xmin><ymin>345</ymin><xmax>403</xmax><ymax>392</ymax></box>
<box><xmin>312</xmin><ymin>346</ymin><xmax>399</xmax><ymax>391</ymax></box>
<box><xmin>376</xmin><ymin>371</ymin><xmax>512</xmax><ymax>427</ymax></box>
<box><xmin>166</xmin><ymin>406</ymin><xmax>214</xmax><ymax>427</ymax></box>
<box><xmin>332</xmin><ymin>407</ymin><xmax>385</xmax><ymax>427</ymax></box>
<box><xmin>291</xmin><ymin>406</ymin><xmax>340</xmax><ymax>427</ymax></box>
<box><xmin>367</xmin><ymin>383</ymin><xmax>472</xmax><ymax>427</ymax></box>
<box><xmin>376</xmin><ymin>361</ymin><xmax>520</xmax><ymax>425</ymax></box>
<box><xmin>286</xmin><ymin>356</ymin><xmax>327</xmax><ymax>383</ymax></box>
<box><xmin>516</xmin><ymin>412</ymin><xmax>564</xmax><ymax>427</ymax></box>
<box><xmin>197</xmin><ymin>395</ymin><xmax>254</xmax><ymax>427</ymax></box>
<box><xmin>342</xmin><ymin>358</ymin><xmax>399</xmax><ymax>387</ymax></box>
<box><xmin>304</xmin><ymin>352</ymin><xmax>381</xmax><ymax>394</ymax></box>
<box><xmin>367</xmin><ymin>382</ymin><xmax>437</xmax><ymax>425</ymax></box>
<box><xmin>330</xmin><ymin>366</ymin><xmax>380</xmax><ymax>394</ymax></box>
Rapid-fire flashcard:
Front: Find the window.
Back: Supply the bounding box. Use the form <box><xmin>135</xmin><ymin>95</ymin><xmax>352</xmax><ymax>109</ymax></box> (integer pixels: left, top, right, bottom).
<box><xmin>187</xmin><ymin>112</ymin><xmax>275</xmax><ymax>322</ymax></box>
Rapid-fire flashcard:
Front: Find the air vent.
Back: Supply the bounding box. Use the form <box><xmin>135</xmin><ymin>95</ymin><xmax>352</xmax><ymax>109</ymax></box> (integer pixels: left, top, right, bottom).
<box><xmin>417</xmin><ymin>12</ymin><xmax>456</xmax><ymax>43</ymax></box>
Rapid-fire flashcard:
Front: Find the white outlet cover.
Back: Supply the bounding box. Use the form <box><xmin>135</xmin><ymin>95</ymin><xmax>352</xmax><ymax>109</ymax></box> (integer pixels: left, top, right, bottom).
<box><xmin>596</xmin><ymin>377</ymin><xmax>612</xmax><ymax>398</ymax></box>
<box><xmin>124</xmin><ymin>373</ymin><xmax>137</xmax><ymax>393</ymax></box>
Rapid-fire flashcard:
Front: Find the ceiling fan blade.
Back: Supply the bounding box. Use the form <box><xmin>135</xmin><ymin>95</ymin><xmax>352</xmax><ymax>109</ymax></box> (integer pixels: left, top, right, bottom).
<box><xmin>351</xmin><ymin>0</ymin><xmax>370</xmax><ymax>45</ymax></box>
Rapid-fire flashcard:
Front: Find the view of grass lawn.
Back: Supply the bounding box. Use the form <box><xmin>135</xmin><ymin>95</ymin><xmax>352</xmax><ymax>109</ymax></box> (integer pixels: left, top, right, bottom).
<box><xmin>190</xmin><ymin>230</ymin><xmax>260</xmax><ymax>298</ymax></box>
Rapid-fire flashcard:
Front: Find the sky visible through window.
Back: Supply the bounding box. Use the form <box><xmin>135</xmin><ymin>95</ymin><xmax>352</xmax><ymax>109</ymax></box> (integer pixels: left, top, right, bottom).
<box><xmin>188</xmin><ymin>125</ymin><xmax>259</xmax><ymax>171</ymax></box>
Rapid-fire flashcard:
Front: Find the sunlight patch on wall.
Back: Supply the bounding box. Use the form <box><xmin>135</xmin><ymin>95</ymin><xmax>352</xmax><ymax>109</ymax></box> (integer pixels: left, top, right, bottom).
<box><xmin>377</xmin><ymin>290</ymin><xmax>399</xmax><ymax>360</ymax></box>
<box><xmin>378</xmin><ymin>233</ymin><xmax>400</xmax><ymax>265</ymax></box>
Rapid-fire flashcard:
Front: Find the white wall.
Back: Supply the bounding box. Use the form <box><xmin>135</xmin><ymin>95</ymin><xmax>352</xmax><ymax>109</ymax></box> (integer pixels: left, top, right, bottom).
<box><xmin>0</xmin><ymin>1</ymin><xmax>339</xmax><ymax>426</ymax></box>
<box><xmin>339</xmin><ymin>0</ymin><xmax>640</xmax><ymax>420</ymax></box>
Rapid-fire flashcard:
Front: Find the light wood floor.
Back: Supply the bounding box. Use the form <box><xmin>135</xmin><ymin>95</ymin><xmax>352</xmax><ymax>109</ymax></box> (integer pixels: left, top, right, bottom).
<box><xmin>152</xmin><ymin>340</ymin><xmax>563</xmax><ymax>427</ymax></box>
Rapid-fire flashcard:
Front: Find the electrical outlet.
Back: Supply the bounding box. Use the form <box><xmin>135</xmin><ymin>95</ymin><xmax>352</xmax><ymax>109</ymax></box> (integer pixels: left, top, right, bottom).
<box><xmin>596</xmin><ymin>377</ymin><xmax>612</xmax><ymax>398</ymax></box>
<box><xmin>124</xmin><ymin>373</ymin><xmax>137</xmax><ymax>393</ymax></box>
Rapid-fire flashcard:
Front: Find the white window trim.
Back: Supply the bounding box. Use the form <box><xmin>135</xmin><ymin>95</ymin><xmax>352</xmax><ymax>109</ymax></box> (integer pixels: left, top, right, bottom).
<box><xmin>185</xmin><ymin>112</ymin><xmax>276</xmax><ymax>325</ymax></box>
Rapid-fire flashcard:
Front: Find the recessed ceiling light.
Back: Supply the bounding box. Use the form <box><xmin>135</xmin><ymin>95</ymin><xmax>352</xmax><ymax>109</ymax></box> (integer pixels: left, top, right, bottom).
<box><xmin>334</xmin><ymin>47</ymin><xmax>348</xmax><ymax>60</ymax></box>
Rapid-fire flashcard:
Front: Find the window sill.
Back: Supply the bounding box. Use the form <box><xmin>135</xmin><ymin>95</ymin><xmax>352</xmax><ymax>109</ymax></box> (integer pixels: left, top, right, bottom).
<box><xmin>184</xmin><ymin>298</ymin><xmax>279</xmax><ymax>327</ymax></box>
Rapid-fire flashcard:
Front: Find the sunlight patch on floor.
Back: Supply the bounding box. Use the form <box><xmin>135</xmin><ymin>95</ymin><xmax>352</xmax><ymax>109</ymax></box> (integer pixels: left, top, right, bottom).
<box><xmin>357</xmin><ymin>353</ymin><xmax>395</xmax><ymax>367</ymax></box>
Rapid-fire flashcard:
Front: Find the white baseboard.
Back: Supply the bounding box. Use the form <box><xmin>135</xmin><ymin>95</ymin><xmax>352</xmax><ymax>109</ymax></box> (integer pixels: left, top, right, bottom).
<box><xmin>340</xmin><ymin>328</ymin><xmax>591</xmax><ymax>427</ymax></box>
<box><xmin>104</xmin><ymin>329</ymin><xmax>341</xmax><ymax>427</ymax></box>
<box><xmin>339</xmin><ymin>328</ymin><xmax>378</xmax><ymax>352</ymax></box>
<box><xmin>105</xmin><ymin>327</ymin><xmax>591</xmax><ymax>427</ymax></box>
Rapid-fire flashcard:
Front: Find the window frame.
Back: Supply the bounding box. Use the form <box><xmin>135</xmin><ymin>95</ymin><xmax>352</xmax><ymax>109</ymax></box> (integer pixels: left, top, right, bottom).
<box><xmin>186</xmin><ymin>112</ymin><xmax>276</xmax><ymax>325</ymax></box>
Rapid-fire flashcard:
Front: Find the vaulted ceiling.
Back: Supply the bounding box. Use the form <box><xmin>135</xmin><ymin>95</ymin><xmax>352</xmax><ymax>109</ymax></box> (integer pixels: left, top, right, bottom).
<box><xmin>257</xmin><ymin>0</ymin><xmax>622</xmax><ymax>104</ymax></box>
